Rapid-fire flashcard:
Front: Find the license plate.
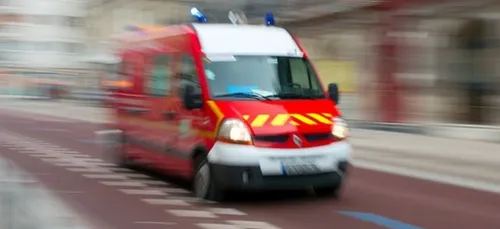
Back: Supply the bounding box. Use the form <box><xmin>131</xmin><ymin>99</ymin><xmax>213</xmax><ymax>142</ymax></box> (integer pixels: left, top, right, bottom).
<box><xmin>282</xmin><ymin>163</ymin><xmax>320</xmax><ymax>175</ymax></box>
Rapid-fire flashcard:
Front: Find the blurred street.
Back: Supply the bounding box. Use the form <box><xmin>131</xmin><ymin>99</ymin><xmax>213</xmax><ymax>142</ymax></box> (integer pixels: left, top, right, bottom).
<box><xmin>1</xmin><ymin>0</ymin><xmax>500</xmax><ymax>228</ymax></box>
<box><xmin>0</xmin><ymin>99</ymin><xmax>500</xmax><ymax>228</ymax></box>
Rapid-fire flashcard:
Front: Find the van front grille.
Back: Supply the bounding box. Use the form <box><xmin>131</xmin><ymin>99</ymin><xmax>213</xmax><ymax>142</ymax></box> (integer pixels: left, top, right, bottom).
<box><xmin>253</xmin><ymin>134</ymin><xmax>289</xmax><ymax>143</ymax></box>
<box><xmin>303</xmin><ymin>133</ymin><xmax>333</xmax><ymax>142</ymax></box>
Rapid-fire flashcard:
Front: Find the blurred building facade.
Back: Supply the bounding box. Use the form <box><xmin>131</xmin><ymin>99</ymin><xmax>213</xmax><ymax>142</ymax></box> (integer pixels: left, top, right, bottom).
<box><xmin>0</xmin><ymin>0</ymin><xmax>87</xmax><ymax>97</ymax></box>
<box><xmin>0</xmin><ymin>0</ymin><xmax>86</xmax><ymax>69</ymax></box>
<box><xmin>84</xmin><ymin>0</ymin><xmax>500</xmax><ymax>129</ymax></box>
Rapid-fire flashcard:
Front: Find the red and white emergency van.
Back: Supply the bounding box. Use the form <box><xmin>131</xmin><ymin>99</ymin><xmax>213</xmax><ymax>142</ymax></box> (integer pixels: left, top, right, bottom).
<box><xmin>105</xmin><ymin>10</ymin><xmax>351</xmax><ymax>201</ymax></box>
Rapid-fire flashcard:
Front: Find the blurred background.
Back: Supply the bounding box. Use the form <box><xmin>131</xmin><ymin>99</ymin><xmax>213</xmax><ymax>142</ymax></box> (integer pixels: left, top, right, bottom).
<box><xmin>1</xmin><ymin>1</ymin><xmax>500</xmax><ymax>228</ymax></box>
<box><xmin>2</xmin><ymin>0</ymin><xmax>500</xmax><ymax>135</ymax></box>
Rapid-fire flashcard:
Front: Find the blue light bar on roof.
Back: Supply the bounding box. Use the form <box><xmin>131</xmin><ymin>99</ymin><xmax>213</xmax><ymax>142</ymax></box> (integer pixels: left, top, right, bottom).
<box><xmin>190</xmin><ymin>7</ymin><xmax>207</xmax><ymax>23</ymax></box>
<box><xmin>265</xmin><ymin>12</ymin><xmax>275</xmax><ymax>26</ymax></box>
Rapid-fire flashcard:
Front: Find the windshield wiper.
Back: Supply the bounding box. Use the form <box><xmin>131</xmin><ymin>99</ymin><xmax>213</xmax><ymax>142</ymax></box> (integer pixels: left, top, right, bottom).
<box><xmin>213</xmin><ymin>92</ymin><xmax>272</xmax><ymax>101</ymax></box>
<box><xmin>264</xmin><ymin>92</ymin><xmax>324</xmax><ymax>100</ymax></box>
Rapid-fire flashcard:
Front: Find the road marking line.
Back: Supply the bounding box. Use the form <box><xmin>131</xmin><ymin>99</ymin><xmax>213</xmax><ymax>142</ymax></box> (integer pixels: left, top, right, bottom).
<box><xmin>27</xmin><ymin>154</ymin><xmax>52</xmax><ymax>157</ymax></box>
<box><xmin>166</xmin><ymin>210</ymin><xmax>218</xmax><ymax>218</ymax></box>
<box><xmin>108</xmin><ymin>167</ymin><xmax>134</xmax><ymax>172</ymax></box>
<box><xmin>338</xmin><ymin>211</ymin><xmax>423</xmax><ymax>229</ymax></box>
<box><xmin>207</xmin><ymin>208</ymin><xmax>247</xmax><ymax>216</ymax></box>
<box><xmin>52</xmin><ymin>162</ymin><xmax>115</xmax><ymax>167</ymax></box>
<box><xmin>170</xmin><ymin>196</ymin><xmax>218</xmax><ymax>205</ymax></box>
<box><xmin>122</xmin><ymin>173</ymin><xmax>150</xmax><ymax>179</ymax></box>
<box><xmin>120</xmin><ymin>189</ymin><xmax>168</xmax><ymax>196</ymax></box>
<box><xmin>142</xmin><ymin>198</ymin><xmax>190</xmax><ymax>206</ymax></box>
<box><xmin>99</xmin><ymin>181</ymin><xmax>147</xmax><ymax>187</ymax></box>
<box><xmin>83</xmin><ymin>174</ymin><xmax>129</xmax><ymax>179</ymax></box>
<box><xmin>139</xmin><ymin>180</ymin><xmax>169</xmax><ymax>185</ymax></box>
<box><xmin>226</xmin><ymin>220</ymin><xmax>281</xmax><ymax>229</ymax></box>
<box><xmin>42</xmin><ymin>158</ymin><xmax>103</xmax><ymax>163</ymax></box>
<box><xmin>134</xmin><ymin>221</ymin><xmax>177</xmax><ymax>225</ymax></box>
<box><xmin>155</xmin><ymin>187</ymin><xmax>190</xmax><ymax>193</ymax></box>
<box><xmin>66</xmin><ymin>168</ymin><xmax>113</xmax><ymax>173</ymax></box>
<box><xmin>196</xmin><ymin>224</ymin><xmax>241</xmax><ymax>229</ymax></box>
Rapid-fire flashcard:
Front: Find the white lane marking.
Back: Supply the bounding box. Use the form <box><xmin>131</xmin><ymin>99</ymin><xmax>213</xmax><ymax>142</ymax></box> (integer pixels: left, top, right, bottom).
<box><xmin>108</xmin><ymin>167</ymin><xmax>134</xmax><ymax>172</ymax></box>
<box><xmin>83</xmin><ymin>174</ymin><xmax>129</xmax><ymax>179</ymax></box>
<box><xmin>51</xmin><ymin>190</ymin><xmax>85</xmax><ymax>194</ymax></box>
<box><xmin>120</xmin><ymin>189</ymin><xmax>168</xmax><ymax>196</ymax></box>
<box><xmin>227</xmin><ymin>220</ymin><xmax>282</xmax><ymax>229</ymax></box>
<box><xmin>95</xmin><ymin>130</ymin><xmax>122</xmax><ymax>135</ymax></box>
<box><xmin>171</xmin><ymin>196</ymin><xmax>218</xmax><ymax>205</ymax></box>
<box><xmin>207</xmin><ymin>208</ymin><xmax>247</xmax><ymax>216</ymax></box>
<box><xmin>52</xmin><ymin>163</ymin><xmax>101</xmax><ymax>167</ymax></box>
<box><xmin>142</xmin><ymin>198</ymin><xmax>190</xmax><ymax>206</ymax></box>
<box><xmin>99</xmin><ymin>181</ymin><xmax>147</xmax><ymax>187</ymax></box>
<box><xmin>29</xmin><ymin>154</ymin><xmax>54</xmax><ymax>157</ymax></box>
<box><xmin>197</xmin><ymin>224</ymin><xmax>241</xmax><ymax>229</ymax></box>
<box><xmin>66</xmin><ymin>168</ymin><xmax>114</xmax><ymax>173</ymax></box>
<box><xmin>18</xmin><ymin>150</ymin><xmax>41</xmax><ymax>154</ymax></box>
<box><xmin>134</xmin><ymin>221</ymin><xmax>177</xmax><ymax>225</ymax></box>
<box><xmin>155</xmin><ymin>187</ymin><xmax>190</xmax><ymax>193</ymax></box>
<box><xmin>166</xmin><ymin>210</ymin><xmax>218</xmax><ymax>218</ymax></box>
<box><xmin>42</xmin><ymin>158</ymin><xmax>104</xmax><ymax>164</ymax></box>
<box><xmin>123</xmin><ymin>173</ymin><xmax>150</xmax><ymax>179</ymax></box>
<box><xmin>139</xmin><ymin>180</ymin><xmax>169</xmax><ymax>185</ymax></box>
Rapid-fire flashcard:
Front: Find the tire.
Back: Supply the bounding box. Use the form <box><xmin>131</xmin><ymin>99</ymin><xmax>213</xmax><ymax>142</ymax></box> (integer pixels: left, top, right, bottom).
<box><xmin>108</xmin><ymin>132</ymin><xmax>133</xmax><ymax>168</ymax></box>
<box><xmin>313</xmin><ymin>182</ymin><xmax>342</xmax><ymax>199</ymax></box>
<box><xmin>193</xmin><ymin>155</ymin><xmax>225</xmax><ymax>202</ymax></box>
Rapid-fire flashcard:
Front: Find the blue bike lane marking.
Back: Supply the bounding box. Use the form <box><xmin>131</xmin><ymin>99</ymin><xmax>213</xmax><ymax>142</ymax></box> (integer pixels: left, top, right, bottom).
<box><xmin>338</xmin><ymin>211</ymin><xmax>424</xmax><ymax>229</ymax></box>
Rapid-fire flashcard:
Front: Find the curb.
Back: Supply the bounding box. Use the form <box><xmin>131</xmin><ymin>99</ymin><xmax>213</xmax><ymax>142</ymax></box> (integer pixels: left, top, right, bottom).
<box><xmin>348</xmin><ymin>120</ymin><xmax>500</xmax><ymax>143</ymax></box>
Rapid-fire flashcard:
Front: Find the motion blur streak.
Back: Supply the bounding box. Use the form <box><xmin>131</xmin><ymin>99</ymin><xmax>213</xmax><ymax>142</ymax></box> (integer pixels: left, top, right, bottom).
<box><xmin>1</xmin><ymin>0</ymin><xmax>500</xmax><ymax>228</ymax></box>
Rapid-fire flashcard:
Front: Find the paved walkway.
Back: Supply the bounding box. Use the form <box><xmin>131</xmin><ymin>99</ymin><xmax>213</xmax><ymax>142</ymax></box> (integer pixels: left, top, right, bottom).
<box><xmin>350</xmin><ymin>128</ymin><xmax>500</xmax><ymax>192</ymax></box>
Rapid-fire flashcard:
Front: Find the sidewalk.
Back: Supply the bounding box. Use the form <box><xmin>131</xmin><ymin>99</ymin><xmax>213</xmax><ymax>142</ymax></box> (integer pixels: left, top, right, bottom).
<box><xmin>350</xmin><ymin>128</ymin><xmax>500</xmax><ymax>193</ymax></box>
<box><xmin>0</xmin><ymin>99</ymin><xmax>110</xmax><ymax>123</ymax></box>
<box><xmin>1</xmin><ymin>97</ymin><xmax>500</xmax><ymax>142</ymax></box>
<box><xmin>0</xmin><ymin>157</ymin><xmax>92</xmax><ymax>229</ymax></box>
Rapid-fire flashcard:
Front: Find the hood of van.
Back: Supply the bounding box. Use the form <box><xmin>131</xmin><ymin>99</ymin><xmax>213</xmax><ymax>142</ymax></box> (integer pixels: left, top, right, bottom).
<box><xmin>213</xmin><ymin>99</ymin><xmax>341</xmax><ymax>136</ymax></box>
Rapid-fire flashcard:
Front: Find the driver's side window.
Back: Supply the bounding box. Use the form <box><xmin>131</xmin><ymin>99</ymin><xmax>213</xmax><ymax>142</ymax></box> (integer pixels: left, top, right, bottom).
<box><xmin>289</xmin><ymin>58</ymin><xmax>321</xmax><ymax>91</ymax></box>
<box><xmin>179</xmin><ymin>55</ymin><xmax>201</xmax><ymax>98</ymax></box>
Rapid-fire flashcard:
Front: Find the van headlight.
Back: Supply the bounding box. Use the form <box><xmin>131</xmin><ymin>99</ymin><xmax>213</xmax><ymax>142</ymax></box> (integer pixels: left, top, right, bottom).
<box><xmin>217</xmin><ymin>119</ymin><xmax>253</xmax><ymax>145</ymax></box>
<box><xmin>332</xmin><ymin>117</ymin><xmax>349</xmax><ymax>139</ymax></box>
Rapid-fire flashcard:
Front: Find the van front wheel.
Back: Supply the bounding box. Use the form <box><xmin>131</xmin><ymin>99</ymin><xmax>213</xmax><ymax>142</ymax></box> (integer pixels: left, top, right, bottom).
<box><xmin>193</xmin><ymin>157</ymin><xmax>225</xmax><ymax>202</ymax></box>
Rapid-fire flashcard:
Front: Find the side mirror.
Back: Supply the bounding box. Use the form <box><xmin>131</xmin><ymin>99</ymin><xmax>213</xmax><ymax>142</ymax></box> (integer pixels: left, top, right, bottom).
<box><xmin>182</xmin><ymin>85</ymin><xmax>203</xmax><ymax>110</ymax></box>
<box><xmin>327</xmin><ymin>83</ymin><xmax>340</xmax><ymax>105</ymax></box>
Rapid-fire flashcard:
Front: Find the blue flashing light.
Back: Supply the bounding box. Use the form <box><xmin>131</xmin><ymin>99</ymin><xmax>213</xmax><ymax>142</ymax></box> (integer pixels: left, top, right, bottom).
<box><xmin>190</xmin><ymin>7</ymin><xmax>208</xmax><ymax>23</ymax></box>
<box><xmin>125</xmin><ymin>25</ymin><xmax>139</xmax><ymax>31</ymax></box>
<box><xmin>265</xmin><ymin>12</ymin><xmax>275</xmax><ymax>26</ymax></box>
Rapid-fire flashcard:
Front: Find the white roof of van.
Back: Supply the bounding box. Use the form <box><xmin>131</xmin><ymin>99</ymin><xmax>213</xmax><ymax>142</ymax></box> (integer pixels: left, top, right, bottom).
<box><xmin>191</xmin><ymin>24</ymin><xmax>303</xmax><ymax>57</ymax></box>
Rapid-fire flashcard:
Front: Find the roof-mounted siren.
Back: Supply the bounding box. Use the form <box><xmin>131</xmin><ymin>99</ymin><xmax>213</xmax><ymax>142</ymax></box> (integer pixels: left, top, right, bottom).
<box><xmin>265</xmin><ymin>12</ymin><xmax>275</xmax><ymax>26</ymax></box>
<box><xmin>190</xmin><ymin>7</ymin><xmax>207</xmax><ymax>23</ymax></box>
<box><xmin>228</xmin><ymin>10</ymin><xmax>248</xmax><ymax>25</ymax></box>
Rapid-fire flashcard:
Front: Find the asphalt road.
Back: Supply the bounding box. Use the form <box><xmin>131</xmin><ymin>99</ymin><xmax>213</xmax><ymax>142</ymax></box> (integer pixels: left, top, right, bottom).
<box><xmin>0</xmin><ymin>108</ymin><xmax>499</xmax><ymax>229</ymax></box>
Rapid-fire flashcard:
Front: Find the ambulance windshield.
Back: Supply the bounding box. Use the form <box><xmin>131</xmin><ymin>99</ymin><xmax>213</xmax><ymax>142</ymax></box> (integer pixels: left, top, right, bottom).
<box><xmin>204</xmin><ymin>55</ymin><xmax>326</xmax><ymax>100</ymax></box>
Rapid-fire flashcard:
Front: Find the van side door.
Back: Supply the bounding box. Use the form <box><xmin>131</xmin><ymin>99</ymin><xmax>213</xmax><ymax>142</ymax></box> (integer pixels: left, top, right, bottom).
<box><xmin>174</xmin><ymin>55</ymin><xmax>204</xmax><ymax>161</ymax></box>
<box><xmin>141</xmin><ymin>54</ymin><xmax>179</xmax><ymax>170</ymax></box>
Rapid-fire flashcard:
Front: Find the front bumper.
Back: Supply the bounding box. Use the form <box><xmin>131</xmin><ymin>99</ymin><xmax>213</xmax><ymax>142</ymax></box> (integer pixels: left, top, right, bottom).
<box><xmin>210</xmin><ymin>161</ymin><xmax>349</xmax><ymax>190</ymax></box>
<box><xmin>207</xmin><ymin>141</ymin><xmax>351</xmax><ymax>190</ymax></box>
